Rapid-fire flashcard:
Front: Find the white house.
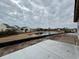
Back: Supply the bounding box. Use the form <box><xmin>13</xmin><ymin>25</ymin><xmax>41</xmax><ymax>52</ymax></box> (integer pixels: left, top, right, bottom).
<box><xmin>0</xmin><ymin>23</ymin><xmax>16</xmax><ymax>32</ymax></box>
<box><xmin>0</xmin><ymin>23</ymin><xmax>10</xmax><ymax>32</ymax></box>
<box><xmin>20</xmin><ymin>27</ymin><xmax>31</xmax><ymax>33</ymax></box>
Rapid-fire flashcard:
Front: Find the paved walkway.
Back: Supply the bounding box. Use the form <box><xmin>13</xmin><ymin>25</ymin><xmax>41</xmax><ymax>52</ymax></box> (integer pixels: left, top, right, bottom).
<box><xmin>0</xmin><ymin>40</ymin><xmax>79</xmax><ymax>59</ymax></box>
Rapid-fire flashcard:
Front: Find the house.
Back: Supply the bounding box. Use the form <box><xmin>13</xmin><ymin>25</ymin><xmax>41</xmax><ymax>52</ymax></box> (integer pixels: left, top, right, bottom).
<box><xmin>0</xmin><ymin>24</ymin><xmax>32</xmax><ymax>33</ymax></box>
<box><xmin>0</xmin><ymin>23</ymin><xmax>12</xmax><ymax>32</ymax></box>
<box><xmin>20</xmin><ymin>27</ymin><xmax>31</xmax><ymax>33</ymax></box>
<box><xmin>0</xmin><ymin>23</ymin><xmax>18</xmax><ymax>35</ymax></box>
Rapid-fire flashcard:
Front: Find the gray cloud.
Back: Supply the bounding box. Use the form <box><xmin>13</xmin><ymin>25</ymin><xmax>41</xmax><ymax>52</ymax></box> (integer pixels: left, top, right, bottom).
<box><xmin>0</xmin><ymin>0</ymin><xmax>77</xmax><ymax>28</ymax></box>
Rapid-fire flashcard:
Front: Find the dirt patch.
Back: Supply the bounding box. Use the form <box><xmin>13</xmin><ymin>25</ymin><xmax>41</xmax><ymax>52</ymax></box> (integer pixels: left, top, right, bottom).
<box><xmin>46</xmin><ymin>33</ymin><xmax>78</xmax><ymax>45</ymax></box>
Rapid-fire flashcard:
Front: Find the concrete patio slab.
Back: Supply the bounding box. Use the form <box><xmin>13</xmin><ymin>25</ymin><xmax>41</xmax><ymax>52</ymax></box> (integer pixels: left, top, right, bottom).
<box><xmin>0</xmin><ymin>40</ymin><xmax>79</xmax><ymax>59</ymax></box>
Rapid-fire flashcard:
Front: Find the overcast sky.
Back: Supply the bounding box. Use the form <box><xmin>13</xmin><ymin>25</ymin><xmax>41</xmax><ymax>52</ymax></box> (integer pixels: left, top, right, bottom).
<box><xmin>0</xmin><ymin>0</ymin><xmax>77</xmax><ymax>28</ymax></box>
